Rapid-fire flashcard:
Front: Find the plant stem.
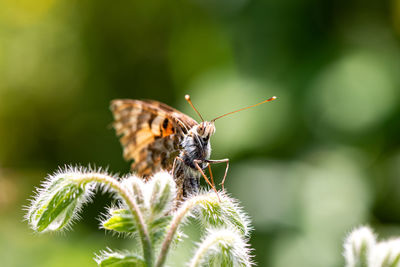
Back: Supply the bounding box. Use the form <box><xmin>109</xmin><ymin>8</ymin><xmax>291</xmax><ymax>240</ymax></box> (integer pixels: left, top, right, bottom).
<box><xmin>73</xmin><ymin>173</ymin><xmax>153</xmax><ymax>267</ymax></box>
<box><xmin>155</xmin><ymin>194</ymin><xmax>208</xmax><ymax>267</ymax></box>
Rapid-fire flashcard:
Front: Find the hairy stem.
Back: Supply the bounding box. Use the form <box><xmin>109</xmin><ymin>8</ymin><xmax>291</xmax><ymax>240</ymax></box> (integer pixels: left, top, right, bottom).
<box><xmin>72</xmin><ymin>173</ymin><xmax>153</xmax><ymax>267</ymax></box>
<box><xmin>155</xmin><ymin>194</ymin><xmax>209</xmax><ymax>267</ymax></box>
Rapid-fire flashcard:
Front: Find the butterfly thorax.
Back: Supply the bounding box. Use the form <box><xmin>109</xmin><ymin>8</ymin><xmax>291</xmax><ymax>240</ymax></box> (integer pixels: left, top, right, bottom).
<box><xmin>180</xmin><ymin>121</ymin><xmax>215</xmax><ymax>170</ymax></box>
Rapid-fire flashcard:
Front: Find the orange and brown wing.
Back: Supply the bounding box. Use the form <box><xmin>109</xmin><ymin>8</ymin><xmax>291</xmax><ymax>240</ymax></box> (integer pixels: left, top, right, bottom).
<box><xmin>110</xmin><ymin>99</ymin><xmax>197</xmax><ymax>177</ymax></box>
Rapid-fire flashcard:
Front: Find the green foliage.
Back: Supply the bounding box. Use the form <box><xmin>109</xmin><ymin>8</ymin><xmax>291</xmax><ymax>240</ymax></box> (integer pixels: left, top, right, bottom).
<box><xmin>26</xmin><ymin>167</ymin><xmax>253</xmax><ymax>267</ymax></box>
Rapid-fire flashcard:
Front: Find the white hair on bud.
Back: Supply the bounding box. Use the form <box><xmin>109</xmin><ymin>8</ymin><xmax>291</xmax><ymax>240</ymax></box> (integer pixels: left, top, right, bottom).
<box><xmin>185</xmin><ymin>190</ymin><xmax>252</xmax><ymax>237</ymax></box>
<box><xmin>94</xmin><ymin>248</ymin><xmax>144</xmax><ymax>266</ymax></box>
<box><xmin>119</xmin><ymin>170</ymin><xmax>177</xmax><ymax>218</ymax></box>
<box><xmin>343</xmin><ymin>226</ymin><xmax>376</xmax><ymax>267</ymax></box>
<box><xmin>25</xmin><ymin>165</ymin><xmax>108</xmax><ymax>233</ymax></box>
<box><xmin>368</xmin><ymin>239</ymin><xmax>400</xmax><ymax>267</ymax></box>
<box><xmin>148</xmin><ymin>171</ymin><xmax>177</xmax><ymax>215</ymax></box>
<box><xmin>189</xmin><ymin>227</ymin><xmax>253</xmax><ymax>267</ymax></box>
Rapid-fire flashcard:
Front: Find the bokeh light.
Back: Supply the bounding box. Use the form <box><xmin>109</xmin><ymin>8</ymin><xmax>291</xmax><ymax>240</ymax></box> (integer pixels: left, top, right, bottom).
<box><xmin>180</xmin><ymin>69</ymin><xmax>290</xmax><ymax>156</ymax></box>
<box><xmin>307</xmin><ymin>50</ymin><xmax>397</xmax><ymax>135</ymax></box>
<box><xmin>0</xmin><ymin>0</ymin><xmax>56</xmax><ymax>26</ymax></box>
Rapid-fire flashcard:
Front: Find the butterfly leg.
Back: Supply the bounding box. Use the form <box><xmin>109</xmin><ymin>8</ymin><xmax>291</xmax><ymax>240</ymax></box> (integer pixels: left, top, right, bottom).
<box><xmin>172</xmin><ymin>157</ymin><xmax>185</xmax><ymax>204</ymax></box>
<box><xmin>207</xmin><ymin>164</ymin><xmax>215</xmax><ymax>187</ymax></box>
<box><xmin>171</xmin><ymin>156</ymin><xmax>183</xmax><ymax>176</ymax></box>
<box><xmin>205</xmin><ymin>159</ymin><xmax>229</xmax><ymax>190</ymax></box>
<box><xmin>194</xmin><ymin>159</ymin><xmax>220</xmax><ymax>201</ymax></box>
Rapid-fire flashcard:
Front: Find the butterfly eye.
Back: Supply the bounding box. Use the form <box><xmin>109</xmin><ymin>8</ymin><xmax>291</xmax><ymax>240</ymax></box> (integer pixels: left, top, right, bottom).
<box><xmin>202</xmin><ymin>136</ymin><xmax>209</xmax><ymax>142</ymax></box>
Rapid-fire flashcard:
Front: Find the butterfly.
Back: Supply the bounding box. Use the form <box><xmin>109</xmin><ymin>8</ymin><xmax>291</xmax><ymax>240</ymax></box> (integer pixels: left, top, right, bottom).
<box><xmin>111</xmin><ymin>95</ymin><xmax>276</xmax><ymax>202</ymax></box>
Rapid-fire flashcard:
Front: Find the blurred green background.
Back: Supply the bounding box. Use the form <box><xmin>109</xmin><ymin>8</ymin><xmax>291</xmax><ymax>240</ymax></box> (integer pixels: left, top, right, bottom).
<box><xmin>1</xmin><ymin>0</ymin><xmax>400</xmax><ymax>266</ymax></box>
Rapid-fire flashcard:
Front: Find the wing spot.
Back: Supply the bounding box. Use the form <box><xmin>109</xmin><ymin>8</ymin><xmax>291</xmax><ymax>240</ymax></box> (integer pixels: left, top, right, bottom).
<box><xmin>163</xmin><ymin>118</ymin><xmax>169</xmax><ymax>129</ymax></box>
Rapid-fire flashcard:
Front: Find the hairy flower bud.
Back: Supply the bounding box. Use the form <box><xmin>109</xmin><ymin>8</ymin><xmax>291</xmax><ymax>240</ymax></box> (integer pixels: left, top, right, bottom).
<box><xmin>343</xmin><ymin>226</ymin><xmax>376</xmax><ymax>267</ymax></box>
<box><xmin>189</xmin><ymin>228</ymin><xmax>253</xmax><ymax>267</ymax></box>
<box><xmin>95</xmin><ymin>249</ymin><xmax>145</xmax><ymax>267</ymax></box>
<box><xmin>26</xmin><ymin>167</ymin><xmax>95</xmax><ymax>233</ymax></box>
<box><xmin>102</xmin><ymin>208</ymin><xmax>136</xmax><ymax>233</ymax></box>
<box><xmin>368</xmin><ymin>239</ymin><xmax>400</xmax><ymax>267</ymax></box>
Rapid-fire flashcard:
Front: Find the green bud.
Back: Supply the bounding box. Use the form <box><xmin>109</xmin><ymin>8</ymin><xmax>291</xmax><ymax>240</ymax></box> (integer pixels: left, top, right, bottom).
<box><xmin>196</xmin><ymin>192</ymin><xmax>252</xmax><ymax>237</ymax></box>
<box><xmin>121</xmin><ymin>176</ymin><xmax>147</xmax><ymax>214</ymax></box>
<box><xmin>95</xmin><ymin>249</ymin><xmax>145</xmax><ymax>267</ymax></box>
<box><xmin>369</xmin><ymin>239</ymin><xmax>400</xmax><ymax>267</ymax></box>
<box><xmin>189</xmin><ymin>228</ymin><xmax>253</xmax><ymax>267</ymax></box>
<box><xmin>149</xmin><ymin>172</ymin><xmax>176</xmax><ymax>218</ymax></box>
<box><xmin>26</xmin><ymin>168</ymin><xmax>94</xmax><ymax>233</ymax></box>
<box><xmin>102</xmin><ymin>209</ymin><xmax>137</xmax><ymax>233</ymax></box>
<box><xmin>344</xmin><ymin>226</ymin><xmax>375</xmax><ymax>267</ymax></box>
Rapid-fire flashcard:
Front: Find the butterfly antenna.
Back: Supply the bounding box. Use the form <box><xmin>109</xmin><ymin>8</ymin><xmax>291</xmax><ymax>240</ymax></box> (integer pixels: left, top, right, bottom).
<box><xmin>211</xmin><ymin>96</ymin><xmax>277</xmax><ymax>122</ymax></box>
<box><xmin>185</xmin><ymin>94</ymin><xmax>204</xmax><ymax>122</ymax></box>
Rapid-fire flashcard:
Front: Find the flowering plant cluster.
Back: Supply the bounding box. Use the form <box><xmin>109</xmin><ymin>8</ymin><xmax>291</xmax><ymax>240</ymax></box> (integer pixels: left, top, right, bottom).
<box><xmin>26</xmin><ymin>167</ymin><xmax>253</xmax><ymax>267</ymax></box>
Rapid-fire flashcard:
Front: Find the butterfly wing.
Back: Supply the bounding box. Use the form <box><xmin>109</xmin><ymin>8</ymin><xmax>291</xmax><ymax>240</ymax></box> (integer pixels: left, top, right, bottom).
<box><xmin>110</xmin><ymin>99</ymin><xmax>198</xmax><ymax>177</ymax></box>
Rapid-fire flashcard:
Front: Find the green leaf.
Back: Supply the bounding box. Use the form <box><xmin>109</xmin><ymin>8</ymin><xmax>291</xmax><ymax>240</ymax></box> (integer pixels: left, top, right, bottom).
<box><xmin>28</xmin><ymin>176</ymin><xmax>68</xmax><ymax>223</ymax></box>
<box><xmin>35</xmin><ymin>184</ymin><xmax>85</xmax><ymax>232</ymax></box>
<box><xmin>103</xmin><ymin>209</ymin><xmax>136</xmax><ymax>233</ymax></box>
<box><xmin>96</xmin><ymin>250</ymin><xmax>145</xmax><ymax>267</ymax></box>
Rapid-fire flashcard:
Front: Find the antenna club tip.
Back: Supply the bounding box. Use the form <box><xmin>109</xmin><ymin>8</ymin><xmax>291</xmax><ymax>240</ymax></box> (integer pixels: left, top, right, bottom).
<box><xmin>185</xmin><ymin>94</ymin><xmax>191</xmax><ymax>100</ymax></box>
<box><xmin>270</xmin><ymin>96</ymin><xmax>277</xmax><ymax>100</ymax></box>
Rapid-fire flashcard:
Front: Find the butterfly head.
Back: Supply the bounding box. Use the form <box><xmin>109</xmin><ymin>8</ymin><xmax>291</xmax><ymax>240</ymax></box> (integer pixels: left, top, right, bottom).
<box><xmin>196</xmin><ymin>121</ymin><xmax>215</xmax><ymax>142</ymax></box>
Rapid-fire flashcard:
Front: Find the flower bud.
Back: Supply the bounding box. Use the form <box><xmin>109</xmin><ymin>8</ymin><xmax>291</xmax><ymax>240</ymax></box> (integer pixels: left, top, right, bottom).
<box><xmin>189</xmin><ymin>227</ymin><xmax>253</xmax><ymax>267</ymax></box>
<box><xmin>148</xmin><ymin>171</ymin><xmax>176</xmax><ymax>218</ymax></box>
<box><xmin>343</xmin><ymin>226</ymin><xmax>376</xmax><ymax>267</ymax></box>
<box><xmin>26</xmin><ymin>168</ymin><xmax>94</xmax><ymax>233</ymax></box>
<box><xmin>102</xmin><ymin>208</ymin><xmax>136</xmax><ymax>233</ymax></box>
<box><xmin>368</xmin><ymin>239</ymin><xmax>400</xmax><ymax>267</ymax></box>
<box><xmin>95</xmin><ymin>249</ymin><xmax>144</xmax><ymax>267</ymax></box>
